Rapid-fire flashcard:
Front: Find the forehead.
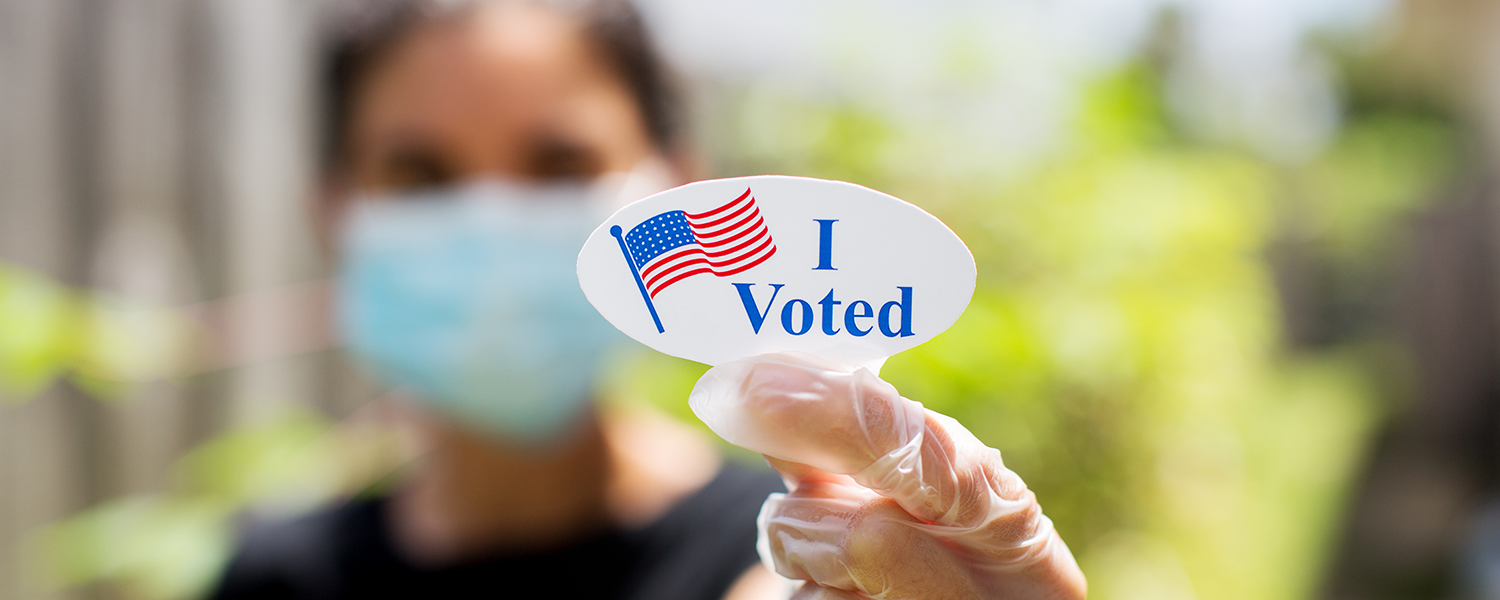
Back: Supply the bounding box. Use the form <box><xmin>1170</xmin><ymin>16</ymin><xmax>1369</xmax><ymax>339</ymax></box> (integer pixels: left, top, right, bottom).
<box><xmin>351</xmin><ymin>3</ymin><xmax>624</xmax><ymax>144</ymax></box>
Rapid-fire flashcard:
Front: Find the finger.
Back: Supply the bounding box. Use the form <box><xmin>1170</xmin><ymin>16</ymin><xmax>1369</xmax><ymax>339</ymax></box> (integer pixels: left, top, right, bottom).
<box><xmin>760</xmin><ymin>481</ymin><xmax>984</xmax><ymax>599</ymax></box>
<box><xmin>883</xmin><ymin>411</ymin><xmax>1088</xmax><ymax>596</ymax></box>
<box><xmin>764</xmin><ymin>455</ymin><xmax>859</xmax><ymax>488</ymax></box>
<box><xmin>690</xmin><ymin>351</ymin><xmax>924</xmax><ymax>475</ymax></box>
<box><xmin>860</xmin><ymin>409</ymin><xmax>1023</xmax><ymax>526</ymax></box>
<box><xmin>789</xmin><ymin>582</ymin><xmax>864</xmax><ymax>600</ymax></box>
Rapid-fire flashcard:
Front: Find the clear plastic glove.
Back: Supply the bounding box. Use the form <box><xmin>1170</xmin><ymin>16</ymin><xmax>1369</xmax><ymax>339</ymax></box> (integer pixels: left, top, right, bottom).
<box><xmin>690</xmin><ymin>352</ymin><xmax>1086</xmax><ymax>600</ymax></box>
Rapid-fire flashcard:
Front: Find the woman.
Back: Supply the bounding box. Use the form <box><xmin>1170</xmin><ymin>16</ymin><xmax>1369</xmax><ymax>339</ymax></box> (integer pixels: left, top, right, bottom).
<box><xmin>211</xmin><ymin>1</ymin><xmax>1086</xmax><ymax>599</ymax></box>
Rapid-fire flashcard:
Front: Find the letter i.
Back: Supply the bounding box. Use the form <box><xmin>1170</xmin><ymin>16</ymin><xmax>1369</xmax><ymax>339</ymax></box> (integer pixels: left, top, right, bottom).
<box><xmin>814</xmin><ymin>219</ymin><xmax>837</xmax><ymax>271</ymax></box>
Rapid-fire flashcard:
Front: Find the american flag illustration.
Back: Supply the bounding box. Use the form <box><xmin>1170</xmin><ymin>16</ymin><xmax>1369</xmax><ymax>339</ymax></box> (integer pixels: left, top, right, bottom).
<box><xmin>618</xmin><ymin>188</ymin><xmax>776</xmax><ymax>298</ymax></box>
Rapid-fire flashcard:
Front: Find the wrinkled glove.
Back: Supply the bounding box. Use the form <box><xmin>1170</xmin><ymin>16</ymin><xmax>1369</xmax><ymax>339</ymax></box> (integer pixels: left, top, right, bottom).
<box><xmin>690</xmin><ymin>352</ymin><xmax>1086</xmax><ymax>600</ymax></box>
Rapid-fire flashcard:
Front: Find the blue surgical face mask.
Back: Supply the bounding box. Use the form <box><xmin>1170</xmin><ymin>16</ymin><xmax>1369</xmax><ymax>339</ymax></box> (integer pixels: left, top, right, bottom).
<box><xmin>336</xmin><ymin>179</ymin><xmax>636</xmax><ymax>444</ymax></box>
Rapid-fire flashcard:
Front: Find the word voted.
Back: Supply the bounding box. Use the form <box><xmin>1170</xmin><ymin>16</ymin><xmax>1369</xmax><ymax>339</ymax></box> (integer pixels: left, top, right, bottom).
<box><xmin>732</xmin><ymin>283</ymin><xmax>913</xmax><ymax>338</ymax></box>
<box><xmin>727</xmin><ymin>218</ymin><xmax>914</xmax><ymax>338</ymax></box>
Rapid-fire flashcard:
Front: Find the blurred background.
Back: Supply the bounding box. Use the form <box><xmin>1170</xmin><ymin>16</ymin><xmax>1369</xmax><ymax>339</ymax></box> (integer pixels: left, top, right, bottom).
<box><xmin>0</xmin><ymin>0</ymin><xmax>1496</xmax><ymax>598</ymax></box>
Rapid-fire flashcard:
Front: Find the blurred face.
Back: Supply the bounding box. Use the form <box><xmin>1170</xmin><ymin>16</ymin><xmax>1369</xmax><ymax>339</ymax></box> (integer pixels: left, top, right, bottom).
<box><xmin>342</xmin><ymin>2</ymin><xmax>658</xmax><ymax>194</ymax></box>
<box><xmin>332</xmin><ymin>3</ymin><xmax>667</xmax><ymax>442</ymax></box>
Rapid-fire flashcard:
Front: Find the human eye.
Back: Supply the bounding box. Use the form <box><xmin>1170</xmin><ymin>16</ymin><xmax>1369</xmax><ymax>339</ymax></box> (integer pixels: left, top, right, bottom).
<box><xmin>375</xmin><ymin>145</ymin><xmax>459</xmax><ymax>195</ymax></box>
<box><xmin>523</xmin><ymin>136</ymin><xmax>605</xmax><ymax>182</ymax></box>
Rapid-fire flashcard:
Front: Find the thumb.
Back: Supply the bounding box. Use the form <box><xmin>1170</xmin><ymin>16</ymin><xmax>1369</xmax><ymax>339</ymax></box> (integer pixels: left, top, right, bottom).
<box><xmin>690</xmin><ymin>351</ymin><xmax>924</xmax><ymax>476</ymax></box>
<box><xmin>691</xmin><ymin>351</ymin><xmax>1024</xmax><ymax>527</ymax></box>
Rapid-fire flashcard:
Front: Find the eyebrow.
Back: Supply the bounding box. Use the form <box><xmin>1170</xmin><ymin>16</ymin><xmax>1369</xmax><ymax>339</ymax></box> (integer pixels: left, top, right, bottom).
<box><xmin>371</xmin><ymin>127</ymin><xmax>451</xmax><ymax>159</ymax></box>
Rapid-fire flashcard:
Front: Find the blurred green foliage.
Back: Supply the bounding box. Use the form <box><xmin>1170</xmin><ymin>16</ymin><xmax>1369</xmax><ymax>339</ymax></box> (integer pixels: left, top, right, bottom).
<box><xmin>30</xmin><ymin>411</ymin><xmax>402</xmax><ymax>599</ymax></box>
<box><xmin>0</xmin><ymin>265</ymin><xmax>406</xmax><ymax>596</ymax></box>
<box><xmin>607</xmin><ymin>62</ymin><xmax>1459</xmax><ymax>600</ymax></box>
<box><xmin>0</xmin><ymin>265</ymin><xmax>76</xmax><ymax>397</ymax></box>
<box><xmin>1295</xmin><ymin>112</ymin><xmax>1457</xmax><ymax>262</ymax></box>
<box><xmin>0</xmin><ymin>264</ymin><xmax>197</xmax><ymax>400</ymax></box>
<box><xmin>35</xmin><ymin>496</ymin><xmax>232</xmax><ymax>600</ymax></box>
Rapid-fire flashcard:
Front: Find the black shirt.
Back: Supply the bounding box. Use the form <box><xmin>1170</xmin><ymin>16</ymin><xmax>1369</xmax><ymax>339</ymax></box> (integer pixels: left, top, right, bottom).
<box><xmin>210</xmin><ymin>464</ymin><xmax>784</xmax><ymax>600</ymax></box>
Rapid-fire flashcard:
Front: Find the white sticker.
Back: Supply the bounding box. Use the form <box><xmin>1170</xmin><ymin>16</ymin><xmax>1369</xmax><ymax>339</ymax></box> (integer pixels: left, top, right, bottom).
<box><xmin>577</xmin><ymin>175</ymin><xmax>975</xmax><ymax>371</ymax></box>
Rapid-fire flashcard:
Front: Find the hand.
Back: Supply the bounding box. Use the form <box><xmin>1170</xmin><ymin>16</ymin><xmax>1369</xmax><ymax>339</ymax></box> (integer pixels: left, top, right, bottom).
<box><xmin>690</xmin><ymin>352</ymin><xmax>1086</xmax><ymax>600</ymax></box>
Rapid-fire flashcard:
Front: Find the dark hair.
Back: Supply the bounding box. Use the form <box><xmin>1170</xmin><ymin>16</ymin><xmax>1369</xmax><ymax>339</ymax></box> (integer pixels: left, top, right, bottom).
<box><xmin>318</xmin><ymin>0</ymin><xmax>681</xmax><ymax>169</ymax></box>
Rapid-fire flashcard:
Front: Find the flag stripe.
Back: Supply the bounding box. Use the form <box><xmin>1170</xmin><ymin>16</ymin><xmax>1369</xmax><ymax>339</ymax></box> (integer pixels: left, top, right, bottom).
<box><xmin>641</xmin><ymin>230</ymin><xmax>774</xmax><ymax>288</ymax></box>
<box><xmin>643</xmin><ymin>236</ymin><xmax>775</xmax><ymax>292</ymax></box>
<box><xmin>639</xmin><ymin>226</ymin><xmax>770</xmax><ymax>281</ymax></box>
<box><xmin>701</xmin><ymin>225</ymin><xmax>770</xmax><ymax>257</ymax></box>
<box><xmin>642</xmin><ymin>248</ymin><xmax>710</xmax><ymax>284</ymax></box>
<box><xmin>694</xmin><ymin>208</ymin><xmax>762</xmax><ymax>241</ymax></box>
<box><xmin>683</xmin><ymin>188</ymin><xmax>752</xmax><ymax>220</ymax></box>
<box><xmin>647</xmin><ymin>235</ymin><xmax>775</xmax><ymax>288</ymax></box>
<box><xmin>647</xmin><ymin>241</ymin><xmax>777</xmax><ymax>296</ymax></box>
<box><xmin>690</xmin><ymin>197</ymin><xmax>754</xmax><ymax>229</ymax></box>
<box><xmin>652</xmin><ymin>243</ymin><xmax>777</xmax><ymax>294</ymax></box>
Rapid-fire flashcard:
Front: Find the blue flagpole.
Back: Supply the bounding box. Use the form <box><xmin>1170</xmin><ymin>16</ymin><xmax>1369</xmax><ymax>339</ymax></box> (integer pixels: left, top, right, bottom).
<box><xmin>610</xmin><ymin>225</ymin><xmax>665</xmax><ymax>333</ymax></box>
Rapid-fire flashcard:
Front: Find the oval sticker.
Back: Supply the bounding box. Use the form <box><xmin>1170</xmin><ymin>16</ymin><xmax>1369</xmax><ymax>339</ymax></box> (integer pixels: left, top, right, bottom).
<box><xmin>577</xmin><ymin>175</ymin><xmax>975</xmax><ymax>371</ymax></box>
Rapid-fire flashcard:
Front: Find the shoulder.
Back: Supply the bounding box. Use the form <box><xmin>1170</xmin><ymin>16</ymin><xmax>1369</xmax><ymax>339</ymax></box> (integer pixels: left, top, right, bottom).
<box><xmin>667</xmin><ymin>462</ymin><xmax>785</xmax><ymax>530</ymax></box>
<box><xmin>208</xmin><ymin>497</ymin><xmax>393</xmax><ymax>600</ymax></box>
<box><xmin>622</xmin><ymin>462</ymin><xmax>785</xmax><ymax>600</ymax></box>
